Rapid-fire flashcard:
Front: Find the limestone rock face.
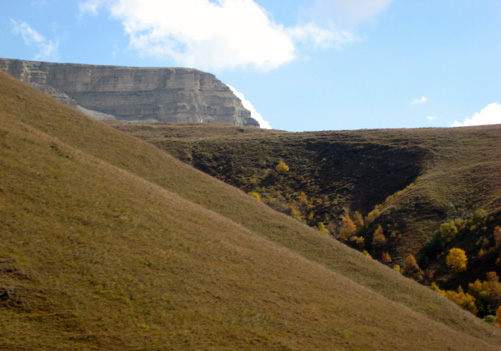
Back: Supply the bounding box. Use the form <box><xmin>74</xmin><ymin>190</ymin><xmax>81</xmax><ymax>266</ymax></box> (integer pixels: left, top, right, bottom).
<box><xmin>0</xmin><ymin>58</ymin><xmax>259</xmax><ymax>126</ymax></box>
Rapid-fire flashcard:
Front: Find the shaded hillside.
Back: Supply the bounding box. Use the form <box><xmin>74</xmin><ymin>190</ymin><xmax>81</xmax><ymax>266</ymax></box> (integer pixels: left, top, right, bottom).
<box><xmin>1</xmin><ymin>72</ymin><xmax>501</xmax><ymax>350</ymax></box>
<box><xmin>112</xmin><ymin>122</ymin><xmax>429</xmax><ymax>224</ymax></box>
<box><xmin>113</xmin><ymin>122</ymin><xmax>501</xmax><ymax>318</ymax></box>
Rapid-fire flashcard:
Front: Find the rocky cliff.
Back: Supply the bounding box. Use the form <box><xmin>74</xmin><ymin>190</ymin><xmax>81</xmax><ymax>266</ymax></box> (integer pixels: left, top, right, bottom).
<box><xmin>0</xmin><ymin>58</ymin><xmax>259</xmax><ymax>126</ymax></box>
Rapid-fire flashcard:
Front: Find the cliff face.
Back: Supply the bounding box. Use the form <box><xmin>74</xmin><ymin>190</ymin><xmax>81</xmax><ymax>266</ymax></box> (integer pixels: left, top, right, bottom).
<box><xmin>0</xmin><ymin>58</ymin><xmax>259</xmax><ymax>126</ymax></box>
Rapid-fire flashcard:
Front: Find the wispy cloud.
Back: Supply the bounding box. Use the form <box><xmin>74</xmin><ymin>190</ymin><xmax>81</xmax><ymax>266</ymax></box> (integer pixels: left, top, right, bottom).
<box><xmin>452</xmin><ymin>103</ymin><xmax>501</xmax><ymax>127</ymax></box>
<box><xmin>426</xmin><ymin>116</ymin><xmax>437</xmax><ymax>121</ymax></box>
<box><xmin>11</xmin><ymin>20</ymin><xmax>59</xmax><ymax>60</ymax></box>
<box><xmin>79</xmin><ymin>0</ymin><xmax>389</xmax><ymax>71</ymax></box>
<box><xmin>78</xmin><ymin>0</ymin><xmax>102</xmax><ymax>15</ymax></box>
<box><xmin>410</xmin><ymin>96</ymin><xmax>428</xmax><ymax>105</ymax></box>
<box><xmin>309</xmin><ymin>0</ymin><xmax>394</xmax><ymax>28</ymax></box>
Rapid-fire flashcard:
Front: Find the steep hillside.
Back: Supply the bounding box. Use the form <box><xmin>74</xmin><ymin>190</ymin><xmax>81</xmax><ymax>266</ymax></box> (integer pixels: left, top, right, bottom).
<box><xmin>113</xmin><ymin>121</ymin><xmax>501</xmax><ymax>318</ymax></box>
<box><xmin>1</xmin><ymin>72</ymin><xmax>501</xmax><ymax>350</ymax></box>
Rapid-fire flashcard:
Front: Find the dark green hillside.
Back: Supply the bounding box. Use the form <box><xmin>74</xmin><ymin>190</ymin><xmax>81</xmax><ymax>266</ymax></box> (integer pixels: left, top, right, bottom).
<box><xmin>1</xmin><ymin>71</ymin><xmax>501</xmax><ymax>350</ymax></box>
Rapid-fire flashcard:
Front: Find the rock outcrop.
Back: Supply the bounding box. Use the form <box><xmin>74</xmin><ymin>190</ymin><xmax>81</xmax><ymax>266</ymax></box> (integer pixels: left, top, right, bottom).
<box><xmin>0</xmin><ymin>58</ymin><xmax>259</xmax><ymax>127</ymax></box>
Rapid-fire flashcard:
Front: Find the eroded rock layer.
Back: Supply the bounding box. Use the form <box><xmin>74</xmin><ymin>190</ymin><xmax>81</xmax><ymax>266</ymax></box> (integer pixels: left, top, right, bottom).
<box><xmin>0</xmin><ymin>58</ymin><xmax>258</xmax><ymax>126</ymax></box>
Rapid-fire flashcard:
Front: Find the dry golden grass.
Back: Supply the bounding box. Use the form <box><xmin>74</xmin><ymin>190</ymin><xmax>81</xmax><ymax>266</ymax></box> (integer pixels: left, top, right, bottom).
<box><xmin>1</xmin><ymin>71</ymin><xmax>501</xmax><ymax>350</ymax></box>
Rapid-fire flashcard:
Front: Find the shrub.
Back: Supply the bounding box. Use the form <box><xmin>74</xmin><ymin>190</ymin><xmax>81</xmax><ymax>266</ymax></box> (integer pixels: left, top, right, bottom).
<box><xmin>275</xmin><ymin>161</ymin><xmax>289</xmax><ymax>174</ymax></box>
<box><xmin>248</xmin><ymin>191</ymin><xmax>261</xmax><ymax>200</ymax></box>
<box><xmin>483</xmin><ymin>315</ymin><xmax>495</xmax><ymax>325</ymax></box>
<box><xmin>317</xmin><ymin>222</ymin><xmax>329</xmax><ymax>234</ymax></box>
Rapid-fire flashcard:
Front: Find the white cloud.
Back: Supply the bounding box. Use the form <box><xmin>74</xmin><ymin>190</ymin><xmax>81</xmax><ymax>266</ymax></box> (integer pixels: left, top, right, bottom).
<box><xmin>78</xmin><ymin>0</ymin><xmax>102</xmax><ymax>15</ymax></box>
<box><xmin>79</xmin><ymin>0</ymin><xmax>360</xmax><ymax>71</ymax></box>
<box><xmin>452</xmin><ymin>103</ymin><xmax>501</xmax><ymax>127</ymax></box>
<box><xmin>309</xmin><ymin>0</ymin><xmax>394</xmax><ymax>28</ymax></box>
<box><xmin>286</xmin><ymin>23</ymin><xmax>357</xmax><ymax>50</ymax></box>
<box><xmin>426</xmin><ymin>116</ymin><xmax>437</xmax><ymax>121</ymax></box>
<box><xmin>227</xmin><ymin>84</ymin><xmax>271</xmax><ymax>129</ymax></box>
<box><xmin>410</xmin><ymin>96</ymin><xmax>428</xmax><ymax>105</ymax></box>
<box><xmin>11</xmin><ymin>20</ymin><xmax>59</xmax><ymax>60</ymax></box>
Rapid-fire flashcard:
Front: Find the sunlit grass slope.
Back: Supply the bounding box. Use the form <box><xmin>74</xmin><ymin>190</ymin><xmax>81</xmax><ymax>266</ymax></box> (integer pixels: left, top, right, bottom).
<box><xmin>1</xmin><ymin>72</ymin><xmax>500</xmax><ymax>350</ymax></box>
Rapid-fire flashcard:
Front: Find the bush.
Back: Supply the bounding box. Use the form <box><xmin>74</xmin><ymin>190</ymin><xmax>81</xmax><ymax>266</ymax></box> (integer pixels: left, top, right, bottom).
<box><xmin>248</xmin><ymin>191</ymin><xmax>261</xmax><ymax>200</ymax></box>
<box><xmin>483</xmin><ymin>315</ymin><xmax>495</xmax><ymax>325</ymax></box>
<box><xmin>275</xmin><ymin>161</ymin><xmax>289</xmax><ymax>174</ymax></box>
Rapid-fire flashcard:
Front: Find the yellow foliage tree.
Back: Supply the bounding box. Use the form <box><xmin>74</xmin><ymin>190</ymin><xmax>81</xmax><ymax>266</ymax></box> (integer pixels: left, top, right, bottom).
<box><xmin>352</xmin><ymin>211</ymin><xmax>364</xmax><ymax>230</ymax></box>
<box><xmin>446</xmin><ymin>248</ymin><xmax>468</xmax><ymax>273</ymax></box>
<box><xmin>356</xmin><ymin>236</ymin><xmax>365</xmax><ymax>249</ymax></box>
<box><xmin>275</xmin><ymin>161</ymin><xmax>289</xmax><ymax>174</ymax></box>
<box><xmin>440</xmin><ymin>286</ymin><xmax>478</xmax><ymax>315</ymax></box>
<box><xmin>339</xmin><ymin>215</ymin><xmax>357</xmax><ymax>241</ymax></box>
<box><xmin>372</xmin><ymin>225</ymin><xmax>387</xmax><ymax>248</ymax></box>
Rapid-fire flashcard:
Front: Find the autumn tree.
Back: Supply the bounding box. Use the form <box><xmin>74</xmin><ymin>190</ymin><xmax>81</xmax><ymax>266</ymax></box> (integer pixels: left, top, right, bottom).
<box><xmin>372</xmin><ymin>225</ymin><xmax>387</xmax><ymax>249</ymax></box>
<box><xmin>440</xmin><ymin>220</ymin><xmax>458</xmax><ymax>243</ymax></box>
<box><xmin>446</xmin><ymin>248</ymin><xmax>468</xmax><ymax>273</ymax></box>
<box><xmin>402</xmin><ymin>254</ymin><xmax>422</xmax><ymax>279</ymax></box>
<box><xmin>381</xmin><ymin>252</ymin><xmax>392</xmax><ymax>264</ymax></box>
<box><xmin>339</xmin><ymin>215</ymin><xmax>356</xmax><ymax>241</ymax></box>
<box><xmin>352</xmin><ymin>211</ymin><xmax>364</xmax><ymax>230</ymax></box>
<box><xmin>356</xmin><ymin>236</ymin><xmax>365</xmax><ymax>249</ymax></box>
<box><xmin>440</xmin><ymin>286</ymin><xmax>478</xmax><ymax>315</ymax></box>
<box><xmin>275</xmin><ymin>161</ymin><xmax>289</xmax><ymax>174</ymax></box>
<box><xmin>484</xmin><ymin>272</ymin><xmax>501</xmax><ymax>310</ymax></box>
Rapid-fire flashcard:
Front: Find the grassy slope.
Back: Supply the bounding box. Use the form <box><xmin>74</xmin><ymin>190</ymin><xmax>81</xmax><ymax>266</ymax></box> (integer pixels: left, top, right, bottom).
<box><xmin>114</xmin><ymin>122</ymin><xmax>501</xmax><ymax>265</ymax></box>
<box><xmin>1</xmin><ymin>72</ymin><xmax>500</xmax><ymax>350</ymax></box>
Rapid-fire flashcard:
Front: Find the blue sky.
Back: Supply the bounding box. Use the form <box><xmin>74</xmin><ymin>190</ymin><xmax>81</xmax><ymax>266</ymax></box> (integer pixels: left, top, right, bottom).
<box><xmin>1</xmin><ymin>0</ymin><xmax>500</xmax><ymax>131</ymax></box>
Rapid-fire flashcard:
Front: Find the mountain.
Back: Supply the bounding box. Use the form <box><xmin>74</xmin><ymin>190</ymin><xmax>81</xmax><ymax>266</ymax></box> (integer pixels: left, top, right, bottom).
<box><xmin>1</xmin><ymin>71</ymin><xmax>501</xmax><ymax>350</ymax></box>
<box><xmin>0</xmin><ymin>57</ymin><xmax>258</xmax><ymax>126</ymax></box>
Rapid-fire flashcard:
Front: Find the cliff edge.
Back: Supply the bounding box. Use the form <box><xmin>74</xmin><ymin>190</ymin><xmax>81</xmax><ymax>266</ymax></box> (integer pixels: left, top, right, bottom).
<box><xmin>0</xmin><ymin>58</ymin><xmax>259</xmax><ymax>127</ymax></box>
